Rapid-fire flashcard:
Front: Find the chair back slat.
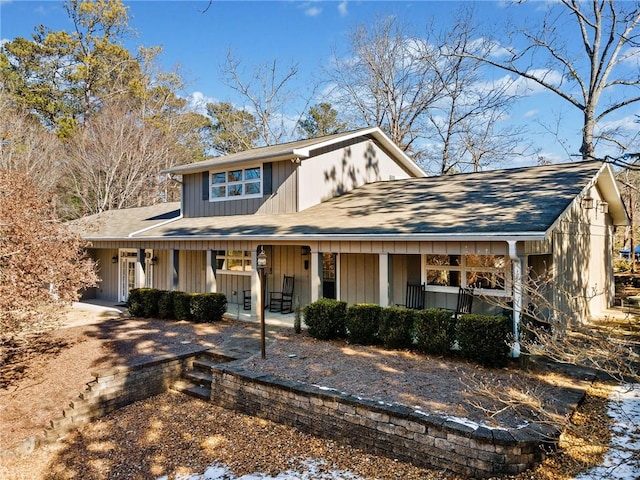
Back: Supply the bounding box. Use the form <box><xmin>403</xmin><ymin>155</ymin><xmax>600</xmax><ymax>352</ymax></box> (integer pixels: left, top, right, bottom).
<box><xmin>283</xmin><ymin>275</ymin><xmax>295</xmax><ymax>295</ymax></box>
<box><xmin>405</xmin><ymin>283</ymin><xmax>425</xmax><ymax>310</ymax></box>
<box><xmin>455</xmin><ymin>287</ymin><xmax>474</xmax><ymax>318</ymax></box>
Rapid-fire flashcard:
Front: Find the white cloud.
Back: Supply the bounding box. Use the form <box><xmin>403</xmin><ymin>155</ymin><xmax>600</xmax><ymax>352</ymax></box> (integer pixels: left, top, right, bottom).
<box><xmin>524</xmin><ymin>109</ymin><xmax>539</xmax><ymax>119</ymax></box>
<box><xmin>305</xmin><ymin>6</ymin><xmax>321</xmax><ymax>17</ymax></box>
<box><xmin>185</xmin><ymin>91</ymin><xmax>217</xmax><ymax>116</ymax></box>
<box><xmin>338</xmin><ymin>1</ymin><xmax>348</xmax><ymax>17</ymax></box>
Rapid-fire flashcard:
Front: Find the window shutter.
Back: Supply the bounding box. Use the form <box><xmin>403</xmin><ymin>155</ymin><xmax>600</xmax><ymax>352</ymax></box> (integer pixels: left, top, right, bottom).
<box><xmin>263</xmin><ymin>162</ymin><xmax>273</xmax><ymax>195</ymax></box>
<box><xmin>202</xmin><ymin>171</ymin><xmax>209</xmax><ymax>201</ymax></box>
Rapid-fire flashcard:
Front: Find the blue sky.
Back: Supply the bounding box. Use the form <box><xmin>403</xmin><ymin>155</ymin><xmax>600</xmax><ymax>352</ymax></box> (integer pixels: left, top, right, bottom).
<box><xmin>2</xmin><ymin>0</ymin><xmax>639</xmax><ymax>167</ymax></box>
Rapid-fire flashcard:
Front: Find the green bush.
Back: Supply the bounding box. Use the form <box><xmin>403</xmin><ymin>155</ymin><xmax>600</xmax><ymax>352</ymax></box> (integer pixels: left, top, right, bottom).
<box><xmin>191</xmin><ymin>293</ymin><xmax>227</xmax><ymax>323</ymax></box>
<box><xmin>157</xmin><ymin>290</ymin><xmax>174</xmax><ymax>319</ymax></box>
<box><xmin>457</xmin><ymin>314</ymin><xmax>512</xmax><ymax>367</ymax></box>
<box><xmin>126</xmin><ymin>288</ymin><xmax>145</xmax><ymax>317</ymax></box>
<box><xmin>303</xmin><ymin>298</ymin><xmax>347</xmax><ymax>340</ymax></box>
<box><xmin>415</xmin><ymin>308</ymin><xmax>455</xmax><ymax>356</ymax></box>
<box><xmin>140</xmin><ymin>288</ymin><xmax>163</xmax><ymax>318</ymax></box>
<box><xmin>379</xmin><ymin>306</ymin><xmax>415</xmax><ymax>350</ymax></box>
<box><xmin>345</xmin><ymin>304</ymin><xmax>382</xmax><ymax>345</ymax></box>
<box><xmin>172</xmin><ymin>291</ymin><xmax>195</xmax><ymax>321</ymax></box>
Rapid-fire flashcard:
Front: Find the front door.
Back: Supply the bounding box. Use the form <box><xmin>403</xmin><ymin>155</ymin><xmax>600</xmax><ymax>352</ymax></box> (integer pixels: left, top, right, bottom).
<box><xmin>120</xmin><ymin>255</ymin><xmax>136</xmax><ymax>302</ymax></box>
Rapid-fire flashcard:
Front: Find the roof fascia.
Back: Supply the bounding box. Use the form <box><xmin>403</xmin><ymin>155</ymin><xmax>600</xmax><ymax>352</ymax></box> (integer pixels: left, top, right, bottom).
<box><xmin>163</xmin><ymin>151</ymin><xmax>300</xmax><ymax>176</ymax></box>
<box><xmin>86</xmin><ymin>232</ymin><xmax>546</xmax><ymax>243</ymax></box>
<box><xmin>596</xmin><ymin>163</ymin><xmax>630</xmax><ymax>226</ymax></box>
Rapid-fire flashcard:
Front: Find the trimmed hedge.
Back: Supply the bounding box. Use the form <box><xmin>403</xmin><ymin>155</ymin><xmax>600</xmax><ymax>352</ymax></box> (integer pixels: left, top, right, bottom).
<box><xmin>345</xmin><ymin>304</ymin><xmax>382</xmax><ymax>345</ymax></box>
<box><xmin>415</xmin><ymin>308</ymin><xmax>455</xmax><ymax>356</ymax></box>
<box><xmin>140</xmin><ymin>288</ymin><xmax>163</xmax><ymax>318</ymax></box>
<box><xmin>172</xmin><ymin>291</ymin><xmax>195</xmax><ymax>321</ymax></box>
<box><xmin>157</xmin><ymin>290</ymin><xmax>174</xmax><ymax>319</ymax></box>
<box><xmin>303</xmin><ymin>299</ymin><xmax>347</xmax><ymax>340</ymax></box>
<box><xmin>379</xmin><ymin>306</ymin><xmax>415</xmax><ymax>350</ymax></box>
<box><xmin>457</xmin><ymin>314</ymin><xmax>512</xmax><ymax>367</ymax></box>
<box><xmin>126</xmin><ymin>288</ymin><xmax>145</xmax><ymax>317</ymax></box>
<box><xmin>191</xmin><ymin>293</ymin><xmax>227</xmax><ymax>323</ymax></box>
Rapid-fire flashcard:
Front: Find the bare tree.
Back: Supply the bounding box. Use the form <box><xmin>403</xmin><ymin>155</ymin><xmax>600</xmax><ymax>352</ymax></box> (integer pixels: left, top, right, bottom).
<box><xmin>61</xmin><ymin>99</ymin><xmax>173</xmax><ymax>217</ymax></box>
<box><xmin>0</xmin><ymin>92</ymin><xmax>63</xmax><ymax>194</ymax></box>
<box><xmin>327</xmin><ymin>16</ymin><xmax>444</xmax><ymax>161</ymax></box>
<box><xmin>221</xmin><ymin>52</ymin><xmax>312</xmax><ymax>146</ymax></box>
<box><xmin>0</xmin><ymin>170</ymin><xmax>97</xmax><ymax>337</ymax></box>
<box><xmin>465</xmin><ymin>0</ymin><xmax>640</xmax><ymax>159</ymax></box>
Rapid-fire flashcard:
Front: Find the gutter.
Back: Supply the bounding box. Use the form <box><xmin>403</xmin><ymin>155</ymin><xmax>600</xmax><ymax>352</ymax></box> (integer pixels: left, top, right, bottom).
<box><xmin>87</xmin><ymin>231</ymin><xmax>548</xmax><ymax>243</ymax></box>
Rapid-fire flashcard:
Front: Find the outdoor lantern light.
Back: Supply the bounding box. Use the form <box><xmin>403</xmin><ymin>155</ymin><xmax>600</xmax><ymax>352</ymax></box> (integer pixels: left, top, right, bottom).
<box><xmin>599</xmin><ymin>201</ymin><xmax>609</xmax><ymax>214</ymax></box>
<box><xmin>111</xmin><ymin>255</ymin><xmax>118</xmax><ymax>264</ymax></box>
<box><xmin>257</xmin><ymin>247</ymin><xmax>268</xmax><ymax>359</ymax></box>
<box><xmin>150</xmin><ymin>256</ymin><xmax>158</xmax><ymax>266</ymax></box>
<box><xmin>581</xmin><ymin>195</ymin><xmax>594</xmax><ymax>209</ymax></box>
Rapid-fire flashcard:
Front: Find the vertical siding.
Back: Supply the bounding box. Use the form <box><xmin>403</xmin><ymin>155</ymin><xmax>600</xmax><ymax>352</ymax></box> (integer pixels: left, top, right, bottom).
<box><xmin>298</xmin><ymin>139</ymin><xmax>415</xmax><ymax>211</ymax></box>
<box><xmin>179</xmin><ymin>251</ymin><xmax>206</xmax><ymax>293</ymax></box>
<box><xmin>390</xmin><ymin>254</ymin><xmax>420</xmax><ymax>305</ymax></box>
<box><xmin>340</xmin><ymin>254</ymin><xmax>379</xmax><ymax>305</ymax></box>
<box><xmin>91</xmin><ymin>248</ymin><xmax>119</xmax><ymax>301</ymax></box>
<box><xmin>268</xmin><ymin>245</ymin><xmax>311</xmax><ymax>307</ymax></box>
<box><xmin>182</xmin><ymin>160</ymin><xmax>298</xmax><ymax>218</ymax></box>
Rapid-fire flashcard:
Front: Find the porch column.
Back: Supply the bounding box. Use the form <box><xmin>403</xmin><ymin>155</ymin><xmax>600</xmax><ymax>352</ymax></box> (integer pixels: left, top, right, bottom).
<box><xmin>169</xmin><ymin>249</ymin><xmax>179</xmax><ymax>291</ymax></box>
<box><xmin>379</xmin><ymin>253</ymin><xmax>390</xmax><ymax>307</ymax></box>
<box><xmin>251</xmin><ymin>250</ymin><xmax>261</xmax><ymax>316</ymax></box>
<box><xmin>310</xmin><ymin>251</ymin><xmax>321</xmax><ymax>302</ymax></box>
<box><xmin>135</xmin><ymin>248</ymin><xmax>146</xmax><ymax>288</ymax></box>
<box><xmin>205</xmin><ymin>250</ymin><xmax>217</xmax><ymax>292</ymax></box>
<box><xmin>508</xmin><ymin>240</ymin><xmax>522</xmax><ymax>358</ymax></box>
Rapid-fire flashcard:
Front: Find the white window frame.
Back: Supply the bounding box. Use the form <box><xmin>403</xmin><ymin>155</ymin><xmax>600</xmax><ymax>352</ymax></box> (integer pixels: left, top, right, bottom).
<box><xmin>214</xmin><ymin>250</ymin><xmax>253</xmax><ymax>276</ymax></box>
<box><xmin>209</xmin><ymin>165</ymin><xmax>262</xmax><ymax>202</ymax></box>
<box><xmin>423</xmin><ymin>254</ymin><xmax>511</xmax><ymax>296</ymax></box>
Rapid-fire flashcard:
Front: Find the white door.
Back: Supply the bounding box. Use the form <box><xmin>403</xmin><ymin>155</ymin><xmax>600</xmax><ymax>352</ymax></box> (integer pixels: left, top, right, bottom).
<box><xmin>120</xmin><ymin>256</ymin><xmax>136</xmax><ymax>302</ymax></box>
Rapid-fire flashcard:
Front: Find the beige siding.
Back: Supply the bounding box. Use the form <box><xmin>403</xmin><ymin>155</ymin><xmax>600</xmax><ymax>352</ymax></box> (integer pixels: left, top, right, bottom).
<box><xmin>339</xmin><ymin>254</ymin><xmax>379</xmax><ymax>305</ymax></box>
<box><xmin>552</xmin><ymin>186</ymin><xmax>613</xmax><ymax>322</ymax></box>
<box><xmin>298</xmin><ymin>139</ymin><xmax>413</xmax><ymax>211</ymax></box>
<box><xmin>390</xmin><ymin>254</ymin><xmax>421</xmax><ymax>305</ymax></box>
<box><xmin>267</xmin><ymin>245</ymin><xmax>311</xmax><ymax>307</ymax></box>
<box><xmin>90</xmin><ymin>248</ymin><xmax>119</xmax><ymax>300</ymax></box>
<box><xmin>215</xmin><ymin>274</ymin><xmax>251</xmax><ymax>306</ymax></box>
<box><xmin>179</xmin><ymin>250</ymin><xmax>206</xmax><ymax>293</ymax></box>
<box><xmin>182</xmin><ymin>160</ymin><xmax>297</xmax><ymax>217</ymax></box>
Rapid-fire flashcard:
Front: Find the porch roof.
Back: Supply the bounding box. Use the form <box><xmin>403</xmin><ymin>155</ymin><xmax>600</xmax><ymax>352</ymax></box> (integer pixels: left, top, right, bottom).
<box><xmin>79</xmin><ymin>160</ymin><xmax>626</xmax><ymax>243</ymax></box>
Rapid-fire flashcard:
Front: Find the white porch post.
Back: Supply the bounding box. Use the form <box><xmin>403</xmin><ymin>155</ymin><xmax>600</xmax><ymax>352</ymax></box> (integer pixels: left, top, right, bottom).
<box><xmin>251</xmin><ymin>250</ymin><xmax>260</xmax><ymax>316</ymax></box>
<box><xmin>379</xmin><ymin>253</ymin><xmax>389</xmax><ymax>307</ymax></box>
<box><xmin>310</xmin><ymin>251</ymin><xmax>321</xmax><ymax>302</ymax></box>
<box><xmin>205</xmin><ymin>250</ymin><xmax>217</xmax><ymax>292</ymax></box>
<box><xmin>135</xmin><ymin>248</ymin><xmax>146</xmax><ymax>289</ymax></box>
<box><xmin>169</xmin><ymin>249</ymin><xmax>179</xmax><ymax>291</ymax></box>
<box><xmin>508</xmin><ymin>240</ymin><xmax>522</xmax><ymax>358</ymax></box>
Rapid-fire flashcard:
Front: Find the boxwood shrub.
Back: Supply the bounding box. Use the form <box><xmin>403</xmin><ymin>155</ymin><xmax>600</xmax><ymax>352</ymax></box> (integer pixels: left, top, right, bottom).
<box><xmin>191</xmin><ymin>292</ymin><xmax>227</xmax><ymax>323</ymax></box>
<box><xmin>140</xmin><ymin>288</ymin><xmax>163</xmax><ymax>318</ymax></box>
<box><xmin>126</xmin><ymin>288</ymin><xmax>145</xmax><ymax>317</ymax></box>
<box><xmin>172</xmin><ymin>291</ymin><xmax>195</xmax><ymax>321</ymax></box>
<box><xmin>345</xmin><ymin>303</ymin><xmax>382</xmax><ymax>345</ymax></box>
<box><xmin>157</xmin><ymin>290</ymin><xmax>174</xmax><ymax>319</ymax></box>
<box><xmin>379</xmin><ymin>306</ymin><xmax>415</xmax><ymax>350</ymax></box>
<box><xmin>457</xmin><ymin>314</ymin><xmax>512</xmax><ymax>367</ymax></box>
<box><xmin>303</xmin><ymin>298</ymin><xmax>347</xmax><ymax>340</ymax></box>
<box><xmin>414</xmin><ymin>308</ymin><xmax>455</xmax><ymax>356</ymax></box>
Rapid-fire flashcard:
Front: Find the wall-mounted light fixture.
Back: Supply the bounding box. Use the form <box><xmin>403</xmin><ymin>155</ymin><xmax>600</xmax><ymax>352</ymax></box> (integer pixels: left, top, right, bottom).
<box><xmin>301</xmin><ymin>246</ymin><xmax>311</xmax><ymax>256</ymax></box>
<box><xmin>581</xmin><ymin>195</ymin><xmax>594</xmax><ymax>209</ymax></box>
<box><xmin>150</xmin><ymin>256</ymin><xmax>158</xmax><ymax>266</ymax></box>
<box><xmin>598</xmin><ymin>200</ymin><xmax>609</xmax><ymax>214</ymax></box>
<box><xmin>111</xmin><ymin>255</ymin><xmax>118</xmax><ymax>264</ymax></box>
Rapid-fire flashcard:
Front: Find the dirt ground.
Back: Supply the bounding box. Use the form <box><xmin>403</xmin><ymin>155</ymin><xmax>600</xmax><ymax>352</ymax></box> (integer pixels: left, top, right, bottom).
<box><xmin>0</xmin><ymin>305</ymin><xmax>619</xmax><ymax>479</ymax></box>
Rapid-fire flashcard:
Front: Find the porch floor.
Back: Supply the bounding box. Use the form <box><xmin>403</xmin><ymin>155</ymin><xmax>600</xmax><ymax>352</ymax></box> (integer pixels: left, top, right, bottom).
<box><xmin>74</xmin><ymin>299</ymin><xmax>296</xmax><ymax>329</ymax></box>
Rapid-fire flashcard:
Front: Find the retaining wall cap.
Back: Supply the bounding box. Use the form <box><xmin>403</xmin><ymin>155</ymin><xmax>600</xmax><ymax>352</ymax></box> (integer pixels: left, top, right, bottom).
<box><xmin>91</xmin><ymin>347</ymin><xmax>209</xmax><ymax>377</ymax></box>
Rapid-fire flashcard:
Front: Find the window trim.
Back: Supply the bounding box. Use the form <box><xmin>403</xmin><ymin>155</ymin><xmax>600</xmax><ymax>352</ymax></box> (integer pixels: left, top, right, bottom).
<box><xmin>423</xmin><ymin>254</ymin><xmax>511</xmax><ymax>296</ymax></box>
<box><xmin>209</xmin><ymin>165</ymin><xmax>263</xmax><ymax>202</ymax></box>
<box><xmin>214</xmin><ymin>250</ymin><xmax>253</xmax><ymax>276</ymax></box>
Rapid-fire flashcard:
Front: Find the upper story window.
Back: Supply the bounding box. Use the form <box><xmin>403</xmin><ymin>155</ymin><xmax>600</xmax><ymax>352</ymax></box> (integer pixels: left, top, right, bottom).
<box><xmin>210</xmin><ymin>166</ymin><xmax>262</xmax><ymax>201</ymax></box>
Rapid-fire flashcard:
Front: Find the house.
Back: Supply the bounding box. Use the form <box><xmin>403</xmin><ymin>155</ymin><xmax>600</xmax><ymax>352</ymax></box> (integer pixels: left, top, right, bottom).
<box><xmin>75</xmin><ymin>127</ymin><xmax>628</xmax><ymax>353</ymax></box>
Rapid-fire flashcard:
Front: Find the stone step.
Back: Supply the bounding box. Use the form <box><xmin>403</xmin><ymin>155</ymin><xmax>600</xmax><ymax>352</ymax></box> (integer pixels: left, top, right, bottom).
<box><xmin>172</xmin><ymin>379</ymin><xmax>210</xmax><ymax>401</ymax></box>
<box><xmin>192</xmin><ymin>356</ymin><xmax>221</xmax><ymax>371</ymax></box>
<box><xmin>184</xmin><ymin>369</ymin><xmax>212</xmax><ymax>385</ymax></box>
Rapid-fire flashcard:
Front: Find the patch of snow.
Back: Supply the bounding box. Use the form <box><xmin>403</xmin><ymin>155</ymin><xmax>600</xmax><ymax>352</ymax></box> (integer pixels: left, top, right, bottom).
<box><xmin>163</xmin><ymin>459</ymin><xmax>366</xmax><ymax>480</ymax></box>
<box><xmin>575</xmin><ymin>383</ymin><xmax>640</xmax><ymax>480</ymax></box>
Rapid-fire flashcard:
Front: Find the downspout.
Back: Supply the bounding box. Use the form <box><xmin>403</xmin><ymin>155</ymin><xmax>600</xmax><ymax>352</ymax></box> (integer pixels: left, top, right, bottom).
<box><xmin>508</xmin><ymin>240</ymin><xmax>521</xmax><ymax>358</ymax></box>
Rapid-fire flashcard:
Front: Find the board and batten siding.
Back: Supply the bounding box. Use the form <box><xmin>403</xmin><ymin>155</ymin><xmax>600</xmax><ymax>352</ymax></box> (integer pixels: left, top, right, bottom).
<box><xmin>267</xmin><ymin>245</ymin><xmax>311</xmax><ymax>308</ymax></box>
<box><xmin>298</xmin><ymin>139</ymin><xmax>415</xmax><ymax>211</ymax></box>
<box><xmin>181</xmin><ymin>160</ymin><xmax>298</xmax><ymax>218</ymax></box>
<box><xmin>178</xmin><ymin>250</ymin><xmax>206</xmax><ymax>293</ymax></box>
<box><xmin>90</xmin><ymin>248</ymin><xmax>119</xmax><ymax>301</ymax></box>
<box><xmin>340</xmin><ymin>254</ymin><xmax>379</xmax><ymax>305</ymax></box>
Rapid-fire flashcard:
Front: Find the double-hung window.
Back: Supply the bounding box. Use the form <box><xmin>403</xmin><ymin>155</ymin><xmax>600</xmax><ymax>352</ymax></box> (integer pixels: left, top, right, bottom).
<box><xmin>210</xmin><ymin>166</ymin><xmax>262</xmax><ymax>201</ymax></box>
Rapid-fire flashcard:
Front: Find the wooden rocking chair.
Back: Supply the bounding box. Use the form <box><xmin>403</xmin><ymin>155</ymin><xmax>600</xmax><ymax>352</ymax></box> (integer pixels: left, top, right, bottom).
<box><xmin>269</xmin><ymin>275</ymin><xmax>295</xmax><ymax>314</ymax></box>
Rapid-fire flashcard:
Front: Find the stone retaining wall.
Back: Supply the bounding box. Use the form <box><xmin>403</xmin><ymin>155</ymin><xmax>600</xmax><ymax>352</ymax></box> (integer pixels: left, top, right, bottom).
<box><xmin>7</xmin><ymin>350</ymin><xmax>206</xmax><ymax>457</ymax></box>
<box><xmin>210</xmin><ymin>363</ymin><xmax>561</xmax><ymax>478</ymax></box>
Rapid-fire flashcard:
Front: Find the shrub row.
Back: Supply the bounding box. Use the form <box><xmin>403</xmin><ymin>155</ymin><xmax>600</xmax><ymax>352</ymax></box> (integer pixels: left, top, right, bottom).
<box><xmin>127</xmin><ymin>288</ymin><xmax>227</xmax><ymax>323</ymax></box>
<box><xmin>303</xmin><ymin>300</ymin><xmax>512</xmax><ymax>367</ymax></box>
